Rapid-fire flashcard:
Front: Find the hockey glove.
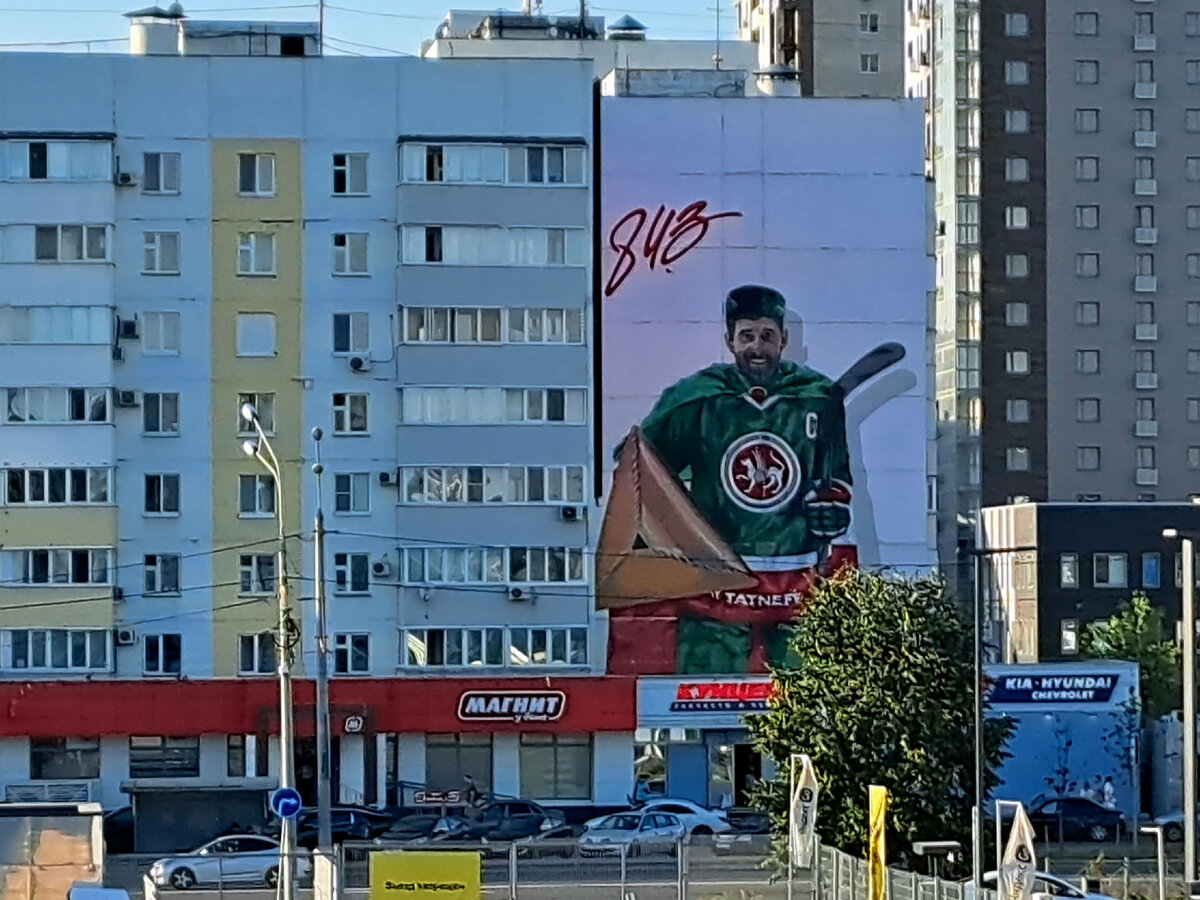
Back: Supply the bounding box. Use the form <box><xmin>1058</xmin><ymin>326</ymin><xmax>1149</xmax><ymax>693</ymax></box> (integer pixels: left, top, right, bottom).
<box><xmin>803</xmin><ymin>480</ymin><xmax>852</xmax><ymax>539</ymax></box>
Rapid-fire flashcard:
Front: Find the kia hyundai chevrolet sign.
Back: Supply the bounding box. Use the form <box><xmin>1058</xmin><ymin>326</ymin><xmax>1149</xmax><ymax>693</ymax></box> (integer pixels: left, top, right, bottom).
<box><xmin>457</xmin><ymin>690</ymin><xmax>566</xmax><ymax>723</ymax></box>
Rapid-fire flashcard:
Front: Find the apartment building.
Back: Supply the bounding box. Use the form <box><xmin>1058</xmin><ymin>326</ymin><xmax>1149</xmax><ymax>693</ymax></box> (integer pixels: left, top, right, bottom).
<box><xmin>0</xmin><ymin>21</ymin><xmax>638</xmax><ymax>841</ymax></box>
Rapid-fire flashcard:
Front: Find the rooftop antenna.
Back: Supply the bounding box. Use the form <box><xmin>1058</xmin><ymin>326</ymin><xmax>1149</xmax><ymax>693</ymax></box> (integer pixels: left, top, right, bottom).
<box><xmin>710</xmin><ymin>3</ymin><xmax>722</xmax><ymax>69</ymax></box>
<box><xmin>522</xmin><ymin>0</ymin><xmax>531</xmax><ymax>15</ymax></box>
<box><xmin>580</xmin><ymin>0</ymin><xmax>588</xmax><ymax>37</ymax></box>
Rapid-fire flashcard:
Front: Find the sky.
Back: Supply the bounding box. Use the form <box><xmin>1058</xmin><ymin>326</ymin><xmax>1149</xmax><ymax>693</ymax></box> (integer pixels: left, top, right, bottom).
<box><xmin>0</xmin><ymin>0</ymin><xmax>736</xmax><ymax>56</ymax></box>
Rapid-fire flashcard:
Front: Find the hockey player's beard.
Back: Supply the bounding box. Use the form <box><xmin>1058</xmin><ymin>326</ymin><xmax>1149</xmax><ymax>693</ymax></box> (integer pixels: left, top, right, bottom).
<box><xmin>737</xmin><ymin>356</ymin><xmax>781</xmax><ymax>387</ymax></box>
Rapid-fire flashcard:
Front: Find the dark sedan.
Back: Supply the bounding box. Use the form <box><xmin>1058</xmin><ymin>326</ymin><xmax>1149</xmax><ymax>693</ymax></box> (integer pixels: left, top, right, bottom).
<box><xmin>1027</xmin><ymin>797</ymin><xmax>1124</xmax><ymax>842</ymax></box>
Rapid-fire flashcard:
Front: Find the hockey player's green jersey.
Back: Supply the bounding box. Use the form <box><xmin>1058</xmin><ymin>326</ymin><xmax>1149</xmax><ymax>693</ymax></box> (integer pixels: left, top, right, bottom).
<box><xmin>638</xmin><ymin>360</ymin><xmax>851</xmax><ymax>559</ymax></box>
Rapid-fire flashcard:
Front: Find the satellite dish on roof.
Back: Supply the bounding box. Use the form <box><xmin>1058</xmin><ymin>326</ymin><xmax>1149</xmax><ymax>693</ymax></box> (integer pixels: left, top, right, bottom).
<box><xmin>167</xmin><ymin>1</ymin><xmax>184</xmax><ymax>15</ymax></box>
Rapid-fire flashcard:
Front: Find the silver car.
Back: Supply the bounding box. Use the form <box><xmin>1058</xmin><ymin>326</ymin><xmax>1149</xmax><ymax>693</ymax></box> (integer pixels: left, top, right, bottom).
<box><xmin>148</xmin><ymin>835</ymin><xmax>311</xmax><ymax>890</ymax></box>
<box><xmin>579</xmin><ymin>811</ymin><xmax>686</xmax><ymax>857</ymax></box>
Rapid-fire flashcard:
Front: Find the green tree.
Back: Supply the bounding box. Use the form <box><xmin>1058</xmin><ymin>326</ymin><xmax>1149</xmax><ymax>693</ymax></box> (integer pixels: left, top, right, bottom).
<box><xmin>1080</xmin><ymin>593</ymin><xmax>1180</xmax><ymax>724</ymax></box>
<box><xmin>748</xmin><ymin>569</ymin><xmax>1012</xmax><ymax>869</ymax></box>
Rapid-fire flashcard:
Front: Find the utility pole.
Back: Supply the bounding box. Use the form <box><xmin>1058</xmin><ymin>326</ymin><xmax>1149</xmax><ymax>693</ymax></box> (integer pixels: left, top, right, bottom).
<box><xmin>1166</xmin><ymin>527</ymin><xmax>1197</xmax><ymax>885</ymax></box>
<box><xmin>241</xmin><ymin>405</ymin><xmax>296</xmax><ymax>900</ymax></box>
<box><xmin>311</xmin><ymin>428</ymin><xmax>333</xmax><ymax>853</ymax></box>
<box><xmin>972</xmin><ymin>550</ymin><xmax>983</xmax><ymax>891</ymax></box>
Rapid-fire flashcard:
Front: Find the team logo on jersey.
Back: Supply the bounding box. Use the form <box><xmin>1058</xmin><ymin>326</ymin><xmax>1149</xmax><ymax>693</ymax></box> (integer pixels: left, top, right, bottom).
<box><xmin>720</xmin><ymin>431</ymin><xmax>803</xmax><ymax>512</ymax></box>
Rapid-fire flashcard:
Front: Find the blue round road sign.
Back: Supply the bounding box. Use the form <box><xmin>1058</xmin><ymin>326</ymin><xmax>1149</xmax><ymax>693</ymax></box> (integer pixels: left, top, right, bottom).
<box><xmin>270</xmin><ymin>787</ymin><xmax>303</xmax><ymax>819</ymax></box>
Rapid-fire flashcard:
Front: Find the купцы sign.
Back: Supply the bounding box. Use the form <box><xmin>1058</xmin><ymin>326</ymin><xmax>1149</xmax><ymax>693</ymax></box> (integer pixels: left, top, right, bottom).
<box><xmin>668</xmin><ymin>681</ymin><xmax>774</xmax><ymax>713</ymax></box>
<box><xmin>457</xmin><ymin>690</ymin><xmax>566</xmax><ymax>723</ymax></box>
<box><xmin>989</xmin><ymin>674</ymin><xmax>1119</xmax><ymax>704</ymax></box>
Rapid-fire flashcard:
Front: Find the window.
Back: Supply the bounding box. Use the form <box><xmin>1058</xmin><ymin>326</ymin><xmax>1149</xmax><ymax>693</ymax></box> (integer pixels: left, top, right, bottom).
<box><xmin>1190</xmin><ymin>350</ymin><xmax>1200</xmax><ymax>374</ymax></box>
<box><xmin>403</xmin><ymin>143</ymin><xmax>584</xmax><ymax>186</ymax></box>
<box><xmin>1061</xmin><ymin>620</ymin><xmax>1079</xmax><ymax>655</ymax></box>
<box><xmin>2</xmin><ymin>140</ymin><xmax>110</xmax><ymax>181</ymax></box>
<box><xmin>1005</xmin><ymin>158</ymin><xmax>1029</xmax><ymax>183</ymax></box>
<box><xmin>1144</xmin><ymin>552</ymin><xmax>1162</xmax><ymax>589</ymax></box>
<box><xmin>402</xmin><ymin>465</ymin><xmax>586</xmax><ymax>505</ymax></box>
<box><xmin>400</xmin><ymin>226</ymin><xmax>587</xmax><ymax>267</ymax></box>
<box><xmin>3</xmin><ymin>467</ymin><xmax>110</xmax><ymax>506</ymax></box>
<box><xmin>332</xmin><ymin>313</ymin><xmax>369</xmax><ymax>355</ymax></box>
<box><xmin>1137</xmin><ymin>253</ymin><xmax>1156</xmax><ymax>276</ymax></box>
<box><xmin>1190</xmin><ymin>160</ymin><xmax>1200</xmax><ymax>183</ymax></box>
<box><xmin>30</xmin><ymin>738</ymin><xmax>100</xmax><ymax>780</ymax></box>
<box><xmin>1005</xmin><ymin>255</ymin><xmax>1029</xmax><ymax>279</ymax></box>
<box><xmin>1192</xmin><ymin>447</ymin><xmax>1200</xmax><ymax>470</ymax></box>
<box><xmin>1075</xmin><ymin>109</ymin><xmax>1099</xmax><ymax>133</ymax></box>
<box><xmin>1005</xmin><ymin>302</ymin><xmax>1029</xmax><ymax>325</ymax></box>
<box><xmin>143</xmin><ymin>151</ymin><xmax>180</xmax><ymax>194</ymax></box>
<box><xmin>519</xmin><ymin>734</ymin><xmax>591</xmax><ymax>800</ymax></box>
<box><xmin>236</xmin><ymin>313</ymin><xmax>276</xmax><ymax>357</ymax></box>
<box><xmin>332</xmin><ymin>393</ymin><xmax>369</xmax><ymax>433</ymax></box>
<box><xmin>1191</xmin><ymin>303</ymin><xmax>1200</xmax><ymax>325</ymax></box>
<box><xmin>859</xmin><ymin>12</ymin><xmax>879</xmax><ymax>32</ymax></box>
<box><xmin>142</xmin><ymin>392</ymin><xmax>180</xmax><ymax>436</ymax></box>
<box><xmin>1004</xmin><ymin>13</ymin><xmax>1028</xmax><ymax>36</ymax></box>
<box><xmin>142</xmin><ymin>232</ymin><xmax>179</xmax><ymax>274</ymax></box>
<box><xmin>404</xmin><ymin>307</ymin><xmax>585</xmax><ymax>345</ymax></box>
<box><xmin>5</xmin><ymin>387</ymin><xmax>108</xmax><ymax>424</ymax></box>
<box><xmin>1076</xmin><ymin>350</ymin><xmax>1100</xmax><ymax>374</ymax></box>
<box><xmin>1137</xmin><ymin>349</ymin><xmax>1156</xmax><ymax>372</ymax></box>
<box><xmin>237</xmin><ymin>393</ymin><xmax>275</xmax><ymax>434</ymax></box>
<box><xmin>1138</xmin><ymin>206</ymin><xmax>1156</xmax><ymax>229</ymax></box>
<box><xmin>143</xmin><ymin>554</ymin><xmax>180</xmax><ymax>596</ymax></box>
<box><xmin>0</xmin><ymin>306</ymin><xmax>109</xmax><ymax>345</ymax></box>
<box><xmin>425</xmin><ymin>734</ymin><xmax>492</xmax><ymax>794</ymax></box>
<box><xmin>334</xmin><ymin>633</ymin><xmax>369</xmax><ymax>673</ymax></box>
<box><xmin>1060</xmin><ymin>553</ymin><xmax>1079</xmax><ymax>588</ymax></box>
<box><xmin>1190</xmin><ymin>111</ymin><xmax>1200</xmax><ymax>134</ymax></box>
<box><xmin>401</xmin><ymin>546</ymin><xmax>586</xmax><ymax>585</ymax></box>
<box><xmin>1076</xmin><ymin>254</ymin><xmax>1100</xmax><ymax>278</ymax></box>
<box><xmin>1005</xmin><ymin>110</ymin><xmax>1030</xmax><ymax>133</ymax></box>
<box><xmin>1191</xmin><ymin>207</ymin><xmax>1200</xmax><ymax>230</ymax></box>
<box><xmin>1189</xmin><ymin>12</ymin><xmax>1200</xmax><ymax>37</ymax></box>
<box><xmin>403</xmin><ymin>627</ymin><xmax>507</xmax><ymax>668</ymax></box>
<box><xmin>860</xmin><ymin>54</ymin><xmax>880</xmax><ymax>74</ymax></box>
<box><xmin>144</xmin><ymin>474</ymin><xmax>180</xmax><ymax>515</ymax></box>
<box><xmin>1191</xmin><ymin>398</ymin><xmax>1200</xmax><ymax>422</ymax></box>
<box><xmin>1076</xmin><ymin>302</ymin><xmax>1100</xmax><ymax>325</ymax></box>
<box><xmin>1137</xmin><ymin>61</ymin><xmax>1155</xmax><ymax>84</ymax></box>
<box><xmin>1074</xmin><ymin>206</ymin><xmax>1099</xmax><ymax>229</ymax></box>
<box><xmin>1074</xmin><ymin>12</ymin><xmax>1098</xmax><ymax>35</ymax></box>
<box><xmin>143</xmin><ymin>634</ymin><xmax>181</xmax><ymax>675</ymax></box>
<box><xmin>238</xmin><ymin>632</ymin><xmax>276</xmax><ymax>675</ymax></box>
<box><xmin>142</xmin><ymin>312</ymin><xmax>180</xmax><ymax>355</ymax></box>
<box><xmin>334</xmin><ymin>553</ymin><xmax>370</xmax><ymax>594</ymax></box>
<box><xmin>236</xmin><ymin>232</ymin><xmax>275</xmax><ymax>275</ymax></box>
<box><xmin>129</xmin><ymin>736</ymin><xmax>199</xmax><ymax>778</ymax></box>
<box><xmin>1</xmin><ymin>549</ymin><xmax>111</xmax><ymax>586</ymax></box>
<box><xmin>1075</xmin><ymin>60</ymin><xmax>1099</xmax><ymax>84</ymax></box>
<box><xmin>1005</xmin><ymin>61</ymin><xmax>1029</xmax><ymax>85</ymax></box>
<box><xmin>332</xmin><ymin>152</ymin><xmax>367</xmax><ymax>195</ymax></box>
<box><xmin>1076</xmin><ymin>398</ymin><xmax>1100</xmax><ymax>422</ymax></box>
<box><xmin>332</xmin><ymin>232</ymin><xmax>368</xmax><ymax>275</ymax></box>
<box><xmin>1135</xmin><ymin>109</ymin><xmax>1155</xmax><ymax>134</ymax></box>
<box><xmin>1136</xmin><ymin>12</ymin><xmax>1154</xmax><ymax>35</ymax></box>
<box><xmin>1189</xmin><ymin>61</ymin><xmax>1200</xmax><ymax>85</ymax></box>
<box><xmin>517</xmin><ymin>145</ymin><xmax>578</xmax><ymax>185</ymax></box>
<box><xmin>227</xmin><ymin>735</ymin><xmax>246</xmax><ymax>777</ymax></box>
<box><xmin>238</xmin><ymin>473</ymin><xmax>275</xmax><ymax>517</ymax></box>
<box><xmin>1136</xmin><ymin>157</ymin><xmax>1155</xmax><ymax>180</ymax></box>
<box><xmin>1076</xmin><ymin>446</ymin><xmax>1101</xmax><ymax>470</ymax></box>
<box><xmin>1191</xmin><ymin>256</ymin><xmax>1200</xmax><ymax>280</ymax></box>
<box><xmin>1075</xmin><ymin>156</ymin><xmax>1099</xmax><ymax>181</ymax></box>
<box><xmin>237</xmin><ymin>152</ymin><xmax>275</xmax><ymax>196</ymax></box>
<box><xmin>1005</xmin><ymin>206</ymin><xmax>1029</xmax><ymax>230</ymax></box>
<box><xmin>334</xmin><ymin>473</ymin><xmax>370</xmax><ymax>513</ymax></box>
<box><xmin>1005</xmin><ymin>350</ymin><xmax>1030</xmax><ymax>375</ymax></box>
<box><xmin>239</xmin><ymin>554</ymin><xmax>275</xmax><ymax>595</ymax></box>
<box><xmin>400</xmin><ymin>387</ymin><xmax>587</xmax><ymax>425</ymax></box>
<box><xmin>1094</xmin><ymin>553</ymin><xmax>1128</xmax><ymax>588</ymax></box>
<box><xmin>1006</xmin><ymin>399</ymin><xmax>1029</xmax><ymax>423</ymax></box>
<box><xmin>34</xmin><ymin>225</ymin><xmax>107</xmax><ymax>262</ymax></box>
<box><xmin>0</xmin><ymin>629</ymin><xmax>108</xmax><ymax>670</ymax></box>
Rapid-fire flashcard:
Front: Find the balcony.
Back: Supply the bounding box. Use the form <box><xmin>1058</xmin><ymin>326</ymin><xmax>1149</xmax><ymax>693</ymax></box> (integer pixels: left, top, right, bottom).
<box><xmin>1135</xmin><ymin>227</ymin><xmax>1159</xmax><ymax>244</ymax></box>
<box><xmin>1136</xmin><ymin>467</ymin><xmax>1160</xmax><ymax>486</ymax></box>
<box><xmin>1135</xmin><ymin>372</ymin><xmax>1159</xmax><ymax>389</ymax></box>
<box><xmin>1134</xmin><ymin>34</ymin><xmax>1157</xmax><ymax>51</ymax></box>
<box><xmin>1135</xmin><ymin>275</ymin><xmax>1159</xmax><ymax>292</ymax></box>
<box><xmin>1136</xmin><ymin>323</ymin><xmax>1159</xmax><ymax>341</ymax></box>
<box><xmin>1135</xmin><ymin>419</ymin><xmax>1159</xmax><ymax>437</ymax></box>
<box><xmin>1134</xmin><ymin>130</ymin><xmax>1158</xmax><ymax>148</ymax></box>
<box><xmin>1135</xmin><ymin>178</ymin><xmax>1158</xmax><ymax>196</ymax></box>
<box><xmin>1134</xmin><ymin>82</ymin><xmax>1158</xmax><ymax>99</ymax></box>
<box><xmin>4</xmin><ymin>782</ymin><xmax>91</xmax><ymax>802</ymax></box>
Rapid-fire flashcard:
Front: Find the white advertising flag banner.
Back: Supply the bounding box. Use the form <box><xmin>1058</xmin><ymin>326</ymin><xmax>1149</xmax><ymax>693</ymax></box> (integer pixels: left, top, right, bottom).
<box><xmin>999</xmin><ymin>804</ymin><xmax>1038</xmax><ymax>900</ymax></box>
<box><xmin>790</xmin><ymin>754</ymin><xmax>819</xmax><ymax>867</ymax></box>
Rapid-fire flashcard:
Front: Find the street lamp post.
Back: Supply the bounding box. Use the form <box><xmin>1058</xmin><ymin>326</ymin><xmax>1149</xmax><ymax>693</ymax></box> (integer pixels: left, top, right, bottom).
<box><xmin>311</xmin><ymin>428</ymin><xmax>333</xmax><ymax>853</ymax></box>
<box><xmin>241</xmin><ymin>404</ymin><xmax>296</xmax><ymax>900</ymax></box>
<box><xmin>1164</xmin><ymin>526</ymin><xmax>1197</xmax><ymax>884</ymax></box>
<box><xmin>1141</xmin><ymin>825</ymin><xmax>1166</xmax><ymax>900</ymax></box>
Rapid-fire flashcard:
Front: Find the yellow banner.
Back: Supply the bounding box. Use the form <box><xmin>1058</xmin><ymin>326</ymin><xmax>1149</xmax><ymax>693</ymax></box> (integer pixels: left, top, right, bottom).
<box><xmin>369</xmin><ymin>851</ymin><xmax>481</xmax><ymax>900</ymax></box>
<box><xmin>867</xmin><ymin>785</ymin><xmax>888</xmax><ymax>900</ymax></box>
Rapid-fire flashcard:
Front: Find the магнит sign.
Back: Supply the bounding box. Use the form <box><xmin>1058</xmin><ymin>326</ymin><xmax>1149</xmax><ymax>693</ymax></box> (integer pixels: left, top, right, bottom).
<box><xmin>456</xmin><ymin>690</ymin><xmax>566</xmax><ymax>723</ymax></box>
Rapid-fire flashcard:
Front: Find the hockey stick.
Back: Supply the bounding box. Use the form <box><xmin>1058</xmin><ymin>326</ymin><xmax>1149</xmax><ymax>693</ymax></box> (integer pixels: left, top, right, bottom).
<box><xmin>835</xmin><ymin>342</ymin><xmax>906</xmax><ymax>397</ymax></box>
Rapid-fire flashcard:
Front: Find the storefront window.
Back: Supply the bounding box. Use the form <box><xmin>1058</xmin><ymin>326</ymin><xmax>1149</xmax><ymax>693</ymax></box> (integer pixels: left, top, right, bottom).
<box><xmin>129</xmin><ymin>736</ymin><xmax>199</xmax><ymax>778</ymax></box>
<box><xmin>519</xmin><ymin>733</ymin><xmax>592</xmax><ymax>800</ymax></box>
<box><xmin>30</xmin><ymin>738</ymin><xmax>99</xmax><ymax>780</ymax></box>
<box><xmin>633</xmin><ymin>736</ymin><xmax>666</xmax><ymax>800</ymax></box>
<box><xmin>425</xmin><ymin>733</ymin><xmax>492</xmax><ymax>795</ymax></box>
<box><xmin>708</xmin><ymin>742</ymin><xmax>734</xmax><ymax>809</ymax></box>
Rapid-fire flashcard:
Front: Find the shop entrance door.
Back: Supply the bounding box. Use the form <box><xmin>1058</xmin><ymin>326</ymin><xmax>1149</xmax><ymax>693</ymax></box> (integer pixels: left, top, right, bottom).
<box><xmin>733</xmin><ymin>743</ymin><xmax>762</xmax><ymax>807</ymax></box>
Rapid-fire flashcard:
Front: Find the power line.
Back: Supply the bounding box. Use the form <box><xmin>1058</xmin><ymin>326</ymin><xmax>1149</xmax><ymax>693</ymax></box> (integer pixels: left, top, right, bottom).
<box><xmin>323</xmin><ymin>33</ymin><xmax>414</xmax><ymax>54</ymax></box>
<box><xmin>324</xmin><ymin>4</ymin><xmax>441</xmax><ymax>21</ymax></box>
<box><xmin>0</xmin><ymin>36</ymin><xmax>128</xmax><ymax>46</ymax></box>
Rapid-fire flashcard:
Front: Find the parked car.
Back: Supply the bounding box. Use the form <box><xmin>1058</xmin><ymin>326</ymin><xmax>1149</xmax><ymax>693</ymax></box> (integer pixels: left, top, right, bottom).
<box><xmin>713</xmin><ymin>814</ymin><xmax>771</xmax><ymax>856</ymax></box>
<box><xmin>1026</xmin><ymin>797</ymin><xmax>1125</xmax><ymax>842</ymax></box>
<box><xmin>586</xmin><ymin>798</ymin><xmax>730</xmax><ymax>837</ymax></box>
<box><xmin>376</xmin><ymin>812</ymin><xmax>451</xmax><ymax>843</ymax></box>
<box><xmin>147</xmin><ymin>835</ymin><xmax>311</xmax><ymax>890</ymax></box>
<box><xmin>515</xmin><ymin>822</ymin><xmax>582</xmax><ymax>859</ymax></box>
<box><xmin>291</xmin><ymin>806</ymin><xmax>396</xmax><ymax>848</ymax></box>
<box><xmin>968</xmin><ymin>870</ymin><xmax>1119</xmax><ymax>900</ymax></box>
<box><xmin>472</xmin><ymin>800</ymin><xmax>566</xmax><ymax>841</ymax></box>
<box><xmin>579</xmin><ymin>811</ymin><xmax>685</xmax><ymax>857</ymax></box>
<box><xmin>1153</xmin><ymin>811</ymin><xmax>1194</xmax><ymax>843</ymax></box>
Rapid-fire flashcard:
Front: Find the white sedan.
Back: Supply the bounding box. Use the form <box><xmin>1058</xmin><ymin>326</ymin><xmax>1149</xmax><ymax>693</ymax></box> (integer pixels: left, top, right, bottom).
<box><xmin>587</xmin><ymin>799</ymin><xmax>731</xmax><ymax>836</ymax></box>
<box><xmin>148</xmin><ymin>835</ymin><xmax>311</xmax><ymax>890</ymax></box>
